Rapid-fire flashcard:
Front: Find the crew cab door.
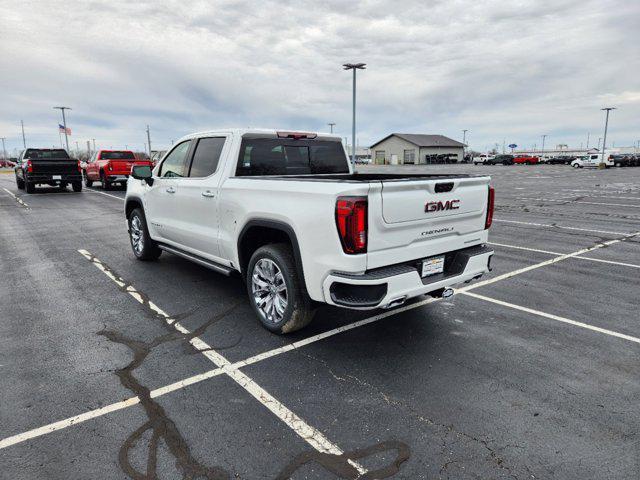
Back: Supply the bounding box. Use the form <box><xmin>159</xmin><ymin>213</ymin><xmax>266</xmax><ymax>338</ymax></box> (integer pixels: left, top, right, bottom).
<box><xmin>169</xmin><ymin>135</ymin><xmax>229</xmax><ymax>261</ymax></box>
<box><xmin>144</xmin><ymin>140</ymin><xmax>193</xmax><ymax>244</ymax></box>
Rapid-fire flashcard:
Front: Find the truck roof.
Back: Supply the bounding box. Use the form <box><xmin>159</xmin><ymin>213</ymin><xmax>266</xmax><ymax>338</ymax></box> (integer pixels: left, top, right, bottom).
<box><xmin>181</xmin><ymin>128</ymin><xmax>342</xmax><ymax>141</ymax></box>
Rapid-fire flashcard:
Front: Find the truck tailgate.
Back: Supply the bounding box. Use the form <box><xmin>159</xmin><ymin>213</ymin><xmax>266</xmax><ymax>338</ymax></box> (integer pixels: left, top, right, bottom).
<box><xmin>367</xmin><ymin>176</ymin><xmax>491</xmax><ymax>268</ymax></box>
<box><xmin>32</xmin><ymin>159</ymin><xmax>78</xmax><ymax>174</ymax></box>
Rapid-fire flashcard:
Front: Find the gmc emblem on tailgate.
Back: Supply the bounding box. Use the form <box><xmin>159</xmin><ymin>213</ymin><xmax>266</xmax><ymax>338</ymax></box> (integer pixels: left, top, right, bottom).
<box><xmin>425</xmin><ymin>199</ymin><xmax>460</xmax><ymax>213</ymax></box>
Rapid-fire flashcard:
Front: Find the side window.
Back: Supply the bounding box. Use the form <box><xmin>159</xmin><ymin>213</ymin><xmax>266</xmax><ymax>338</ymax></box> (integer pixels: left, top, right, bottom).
<box><xmin>159</xmin><ymin>141</ymin><xmax>192</xmax><ymax>178</ymax></box>
<box><xmin>188</xmin><ymin>137</ymin><xmax>225</xmax><ymax>177</ymax></box>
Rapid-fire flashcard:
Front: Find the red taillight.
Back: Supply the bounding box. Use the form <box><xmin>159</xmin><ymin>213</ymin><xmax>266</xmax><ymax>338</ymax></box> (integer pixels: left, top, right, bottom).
<box><xmin>335</xmin><ymin>196</ymin><xmax>367</xmax><ymax>254</ymax></box>
<box><xmin>485</xmin><ymin>186</ymin><xmax>495</xmax><ymax>229</ymax></box>
<box><xmin>77</xmin><ymin>161</ymin><xmax>82</xmax><ymax>172</ymax></box>
<box><xmin>27</xmin><ymin>160</ymin><xmax>33</xmax><ymax>173</ymax></box>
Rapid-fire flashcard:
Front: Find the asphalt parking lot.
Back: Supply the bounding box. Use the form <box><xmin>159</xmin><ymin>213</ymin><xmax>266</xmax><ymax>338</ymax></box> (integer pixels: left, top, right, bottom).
<box><xmin>1</xmin><ymin>164</ymin><xmax>639</xmax><ymax>479</ymax></box>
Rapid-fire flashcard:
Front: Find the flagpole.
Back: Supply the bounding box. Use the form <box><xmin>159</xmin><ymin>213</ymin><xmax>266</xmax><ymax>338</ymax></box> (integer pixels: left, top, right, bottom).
<box><xmin>53</xmin><ymin>106</ymin><xmax>71</xmax><ymax>152</ymax></box>
<box><xmin>59</xmin><ymin>131</ymin><xmax>63</xmax><ymax>148</ymax></box>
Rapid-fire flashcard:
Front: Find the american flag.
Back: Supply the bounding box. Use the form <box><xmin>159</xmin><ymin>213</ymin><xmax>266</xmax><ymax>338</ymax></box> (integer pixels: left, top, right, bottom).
<box><xmin>58</xmin><ymin>124</ymin><xmax>71</xmax><ymax>135</ymax></box>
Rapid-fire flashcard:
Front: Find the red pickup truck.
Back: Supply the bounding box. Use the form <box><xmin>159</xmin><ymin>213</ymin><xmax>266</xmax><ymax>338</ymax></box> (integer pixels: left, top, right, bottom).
<box><xmin>513</xmin><ymin>155</ymin><xmax>539</xmax><ymax>165</ymax></box>
<box><xmin>83</xmin><ymin>150</ymin><xmax>153</xmax><ymax>189</ymax></box>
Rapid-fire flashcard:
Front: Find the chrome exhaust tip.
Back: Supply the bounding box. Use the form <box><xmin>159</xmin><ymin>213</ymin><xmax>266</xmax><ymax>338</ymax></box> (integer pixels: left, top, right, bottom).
<box><xmin>383</xmin><ymin>296</ymin><xmax>407</xmax><ymax>309</ymax></box>
<box><xmin>442</xmin><ymin>288</ymin><xmax>454</xmax><ymax>299</ymax></box>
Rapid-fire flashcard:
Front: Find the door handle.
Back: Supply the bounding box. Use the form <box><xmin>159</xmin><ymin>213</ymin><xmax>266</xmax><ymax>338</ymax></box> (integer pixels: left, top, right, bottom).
<box><xmin>166</xmin><ymin>186</ymin><xmax>176</xmax><ymax>193</ymax></box>
<box><xmin>201</xmin><ymin>190</ymin><xmax>215</xmax><ymax>198</ymax></box>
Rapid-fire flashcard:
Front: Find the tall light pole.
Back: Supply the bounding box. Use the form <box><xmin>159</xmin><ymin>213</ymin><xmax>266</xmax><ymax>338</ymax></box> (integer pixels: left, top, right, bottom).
<box><xmin>53</xmin><ymin>106</ymin><xmax>71</xmax><ymax>152</ymax></box>
<box><xmin>597</xmin><ymin>137</ymin><xmax>602</xmax><ymax>151</ymax></box>
<box><xmin>21</xmin><ymin>120</ymin><xmax>26</xmax><ymax>148</ymax></box>
<box><xmin>146</xmin><ymin>125</ymin><xmax>152</xmax><ymax>156</ymax></box>
<box><xmin>541</xmin><ymin>134</ymin><xmax>547</xmax><ymax>158</ymax></box>
<box><xmin>586</xmin><ymin>132</ymin><xmax>590</xmax><ymax>150</ymax></box>
<box><xmin>343</xmin><ymin>63</ymin><xmax>366</xmax><ymax>164</ymax></box>
<box><xmin>462</xmin><ymin>129</ymin><xmax>468</xmax><ymax>161</ymax></box>
<box><xmin>327</xmin><ymin>123</ymin><xmax>336</xmax><ymax>134</ymax></box>
<box><xmin>0</xmin><ymin>137</ymin><xmax>6</xmax><ymax>161</ymax></box>
<box><xmin>600</xmin><ymin>107</ymin><xmax>616</xmax><ymax>166</ymax></box>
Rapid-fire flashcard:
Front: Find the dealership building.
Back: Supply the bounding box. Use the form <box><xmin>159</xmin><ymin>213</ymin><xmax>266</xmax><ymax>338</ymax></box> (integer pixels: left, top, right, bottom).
<box><xmin>369</xmin><ymin>133</ymin><xmax>465</xmax><ymax>165</ymax></box>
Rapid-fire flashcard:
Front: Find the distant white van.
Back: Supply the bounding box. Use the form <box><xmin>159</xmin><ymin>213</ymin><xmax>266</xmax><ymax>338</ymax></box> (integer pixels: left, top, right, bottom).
<box><xmin>571</xmin><ymin>153</ymin><xmax>614</xmax><ymax>168</ymax></box>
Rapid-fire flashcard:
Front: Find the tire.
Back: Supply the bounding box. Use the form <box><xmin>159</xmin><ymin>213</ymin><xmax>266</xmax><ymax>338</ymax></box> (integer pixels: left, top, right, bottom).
<box><xmin>100</xmin><ymin>171</ymin><xmax>110</xmax><ymax>190</ymax></box>
<box><xmin>572</xmin><ymin>163</ymin><xmax>580</xmax><ymax>169</ymax></box>
<box><xmin>24</xmin><ymin>173</ymin><xmax>35</xmax><ymax>193</ymax></box>
<box><xmin>83</xmin><ymin>171</ymin><xmax>93</xmax><ymax>187</ymax></box>
<box><xmin>16</xmin><ymin>175</ymin><xmax>25</xmax><ymax>190</ymax></box>
<box><xmin>247</xmin><ymin>243</ymin><xmax>315</xmax><ymax>334</ymax></box>
<box><xmin>128</xmin><ymin>208</ymin><xmax>162</xmax><ymax>261</ymax></box>
<box><xmin>72</xmin><ymin>181</ymin><xmax>82</xmax><ymax>192</ymax></box>
<box><xmin>502</xmin><ymin>161</ymin><xmax>510</xmax><ymax>166</ymax></box>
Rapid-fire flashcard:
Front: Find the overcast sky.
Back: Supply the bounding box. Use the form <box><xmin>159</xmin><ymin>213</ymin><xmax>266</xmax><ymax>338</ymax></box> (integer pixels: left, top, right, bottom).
<box><xmin>1</xmin><ymin>0</ymin><xmax>638</xmax><ymax>154</ymax></box>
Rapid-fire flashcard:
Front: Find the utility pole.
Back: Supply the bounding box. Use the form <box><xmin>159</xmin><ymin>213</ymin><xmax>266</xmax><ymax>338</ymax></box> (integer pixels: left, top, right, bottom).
<box><xmin>462</xmin><ymin>129</ymin><xmax>468</xmax><ymax>161</ymax></box>
<box><xmin>92</xmin><ymin>138</ymin><xmax>96</xmax><ymax>153</ymax></box>
<box><xmin>586</xmin><ymin>132</ymin><xmax>590</xmax><ymax>149</ymax></box>
<box><xmin>600</xmin><ymin>107</ymin><xmax>616</xmax><ymax>167</ymax></box>
<box><xmin>327</xmin><ymin>123</ymin><xmax>336</xmax><ymax>134</ymax></box>
<box><xmin>343</xmin><ymin>63</ymin><xmax>366</xmax><ymax>164</ymax></box>
<box><xmin>597</xmin><ymin>137</ymin><xmax>602</xmax><ymax>151</ymax></box>
<box><xmin>541</xmin><ymin>134</ymin><xmax>547</xmax><ymax>158</ymax></box>
<box><xmin>0</xmin><ymin>137</ymin><xmax>6</xmax><ymax>161</ymax></box>
<box><xmin>146</xmin><ymin>125</ymin><xmax>152</xmax><ymax>156</ymax></box>
<box><xmin>53</xmin><ymin>106</ymin><xmax>71</xmax><ymax>152</ymax></box>
<box><xmin>21</xmin><ymin>120</ymin><xmax>26</xmax><ymax>148</ymax></box>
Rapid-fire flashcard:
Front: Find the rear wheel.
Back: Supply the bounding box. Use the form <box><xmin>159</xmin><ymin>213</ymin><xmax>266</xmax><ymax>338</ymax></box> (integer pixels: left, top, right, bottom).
<box><xmin>24</xmin><ymin>173</ymin><xmax>35</xmax><ymax>193</ymax></box>
<box><xmin>16</xmin><ymin>175</ymin><xmax>25</xmax><ymax>189</ymax></box>
<box><xmin>100</xmin><ymin>171</ymin><xmax>110</xmax><ymax>190</ymax></box>
<box><xmin>247</xmin><ymin>243</ymin><xmax>315</xmax><ymax>334</ymax></box>
<box><xmin>572</xmin><ymin>163</ymin><xmax>580</xmax><ymax>169</ymax></box>
<box><xmin>128</xmin><ymin>207</ymin><xmax>161</xmax><ymax>261</ymax></box>
<box><xmin>83</xmin><ymin>171</ymin><xmax>93</xmax><ymax>187</ymax></box>
<box><xmin>72</xmin><ymin>181</ymin><xmax>82</xmax><ymax>192</ymax></box>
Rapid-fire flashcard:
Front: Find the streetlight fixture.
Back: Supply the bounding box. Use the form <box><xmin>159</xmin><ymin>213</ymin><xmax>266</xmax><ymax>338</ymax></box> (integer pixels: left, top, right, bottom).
<box><xmin>327</xmin><ymin>123</ymin><xmax>336</xmax><ymax>134</ymax></box>
<box><xmin>600</xmin><ymin>107</ymin><xmax>616</xmax><ymax>167</ymax></box>
<box><xmin>541</xmin><ymin>134</ymin><xmax>547</xmax><ymax>159</ymax></box>
<box><xmin>343</xmin><ymin>63</ymin><xmax>366</xmax><ymax>164</ymax></box>
<box><xmin>53</xmin><ymin>106</ymin><xmax>72</xmax><ymax>152</ymax></box>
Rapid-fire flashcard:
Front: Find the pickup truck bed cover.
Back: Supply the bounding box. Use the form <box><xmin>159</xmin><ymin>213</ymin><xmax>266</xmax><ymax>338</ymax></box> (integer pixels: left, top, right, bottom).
<box><xmin>233</xmin><ymin>173</ymin><xmax>479</xmax><ymax>182</ymax></box>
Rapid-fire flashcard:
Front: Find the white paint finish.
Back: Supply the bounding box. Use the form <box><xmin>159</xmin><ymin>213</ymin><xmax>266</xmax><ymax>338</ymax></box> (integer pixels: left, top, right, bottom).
<box><xmin>76</xmin><ymin>249</ymin><xmax>365</xmax><ymax>472</ymax></box>
<box><xmin>461</xmin><ymin>291</ymin><xmax>640</xmax><ymax>345</ymax></box>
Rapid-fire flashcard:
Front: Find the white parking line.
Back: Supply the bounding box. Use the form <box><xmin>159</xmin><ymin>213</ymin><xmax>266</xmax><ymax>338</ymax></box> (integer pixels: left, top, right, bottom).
<box><xmin>0</xmin><ymin>278</ymin><xmax>440</xmax><ymax>450</ymax></box>
<box><xmin>462</xmin><ymin>232</ymin><xmax>639</xmax><ymax>292</ymax></box>
<box><xmin>461</xmin><ymin>291</ymin><xmax>640</xmax><ymax>345</ymax></box>
<box><xmin>493</xmin><ymin>219</ymin><xmax>629</xmax><ymax>236</ymax></box>
<box><xmin>2</xmin><ymin>187</ymin><xmax>29</xmax><ymax>208</ymax></box>
<box><xmin>84</xmin><ymin>187</ymin><xmax>125</xmax><ymax>201</ymax></box>
<box><xmin>75</xmin><ymin>249</ymin><xmax>365</xmax><ymax>473</ymax></box>
<box><xmin>488</xmin><ymin>242</ymin><xmax>640</xmax><ymax>269</ymax></box>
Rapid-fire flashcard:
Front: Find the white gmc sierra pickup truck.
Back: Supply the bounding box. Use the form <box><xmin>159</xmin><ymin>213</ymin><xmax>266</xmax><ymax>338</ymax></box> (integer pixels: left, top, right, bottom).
<box><xmin>125</xmin><ymin>129</ymin><xmax>494</xmax><ymax>334</ymax></box>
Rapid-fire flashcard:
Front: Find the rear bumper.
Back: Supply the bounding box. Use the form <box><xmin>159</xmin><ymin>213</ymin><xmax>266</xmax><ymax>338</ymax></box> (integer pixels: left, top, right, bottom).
<box><xmin>105</xmin><ymin>174</ymin><xmax>129</xmax><ymax>182</ymax></box>
<box><xmin>323</xmin><ymin>245</ymin><xmax>493</xmax><ymax>309</ymax></box>
<box><xmin>27</xmin><ymin>173</ymin><xmax>82</xmax><ymax>183</ymax></box>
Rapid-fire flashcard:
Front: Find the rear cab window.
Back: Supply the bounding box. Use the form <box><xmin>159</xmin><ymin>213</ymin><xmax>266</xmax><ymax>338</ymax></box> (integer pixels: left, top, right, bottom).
<box><xmin>24</xmin><ymin>149</ymin><xmax>69</xmax><ymax>160</ymax></box>
<box><xmin>100</xmin><ymin>151</ymin><xmax>135</xmax><ymax>160</ymax></box>
<box><xmin>236</xmin><ymin>136</ymin><xmax>349</xmax><ymax>176</ymax></box>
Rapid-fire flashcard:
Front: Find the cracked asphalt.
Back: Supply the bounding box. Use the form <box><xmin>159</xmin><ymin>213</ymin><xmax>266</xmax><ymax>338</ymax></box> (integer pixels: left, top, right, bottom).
<box><xmin>1</xmin><ymin>164</ymin><xmax>639</xmax><ymax>479</ymax></box>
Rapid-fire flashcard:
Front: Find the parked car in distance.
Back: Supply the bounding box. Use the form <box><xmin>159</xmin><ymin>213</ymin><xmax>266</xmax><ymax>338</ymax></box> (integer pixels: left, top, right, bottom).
<box><xmin>610</xmin><ymin>154</ymin><xmax>639</xmax><ymax>167</ymax></box>
<box><xmin>493</xmin><ymin>154</ymin><xmax>514</xmax><ymax>165</ymax></box>
<box><xmin>513</xmin><ymin>155</ymin><xmax>539</xmax><ymax>165</ymax></box>
<box><xmin>472</xmin><ymin>153</ymin><xmax>496</xmax><ymax>165</ymax></box>
<box><xmin>14</xmin><ymin>148</ymin><xmax>82</xmax><ymax>193</ymax></box>
<box><xmin>571</xmin><ymin>153</ymin><xmax>613</xmax><ymax>168</ymax></box>
<box><xmin>546</xmin><ymin>156</ymin><xmax>574</xmax><ymax>165</ymax></box>
<box><xmin>125</xmin><ymin>128</ymin><xmax>495</xmax><ymax>334</ymax></box>
<box><xmin>83</xmin><ymin>150</ymin><xmax>153</xmax><ymax>190</ymax></box>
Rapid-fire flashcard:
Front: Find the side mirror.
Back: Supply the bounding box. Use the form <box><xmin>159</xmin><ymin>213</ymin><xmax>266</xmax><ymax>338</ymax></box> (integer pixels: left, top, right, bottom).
<box><xmin>131</xmin><ymin>165</ymin><xmax>154</xmax><ymax>186</ymax></box>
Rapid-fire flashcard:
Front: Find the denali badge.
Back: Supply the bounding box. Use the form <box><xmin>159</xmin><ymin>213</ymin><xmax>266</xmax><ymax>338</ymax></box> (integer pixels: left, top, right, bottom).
<box><xmin>425</xmin><ymin>199</ymin><xmax>460</xmax><ymax>213</ymax></box>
